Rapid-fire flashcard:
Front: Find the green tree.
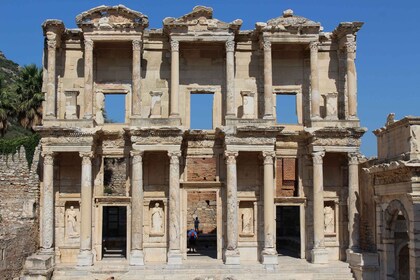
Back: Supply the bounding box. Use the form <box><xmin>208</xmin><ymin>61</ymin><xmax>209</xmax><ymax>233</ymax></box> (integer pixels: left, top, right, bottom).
<box><xmin>0</xmin><ymin>78</ymin><xmax>16</xmax><ymax>136</ymax></box>
<box><xmin>14</xmin><ymin>64</ymin><xmax>44</xmax><ymax>129</ymax></box>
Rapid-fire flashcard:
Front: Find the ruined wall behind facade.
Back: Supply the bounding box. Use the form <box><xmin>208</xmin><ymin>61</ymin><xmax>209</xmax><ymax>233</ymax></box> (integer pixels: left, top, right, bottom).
<box><xmin>0</xmin><ymin>146</ymin><xmax>40</xmax><ymax>279</ymax></box>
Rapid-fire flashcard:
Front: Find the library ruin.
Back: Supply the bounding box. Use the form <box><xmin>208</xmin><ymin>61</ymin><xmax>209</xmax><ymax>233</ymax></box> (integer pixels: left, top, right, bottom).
<box><xmin>3</xmin><ymin>4</ymin><xmax>416</xmax><ymax>280</ymax></box>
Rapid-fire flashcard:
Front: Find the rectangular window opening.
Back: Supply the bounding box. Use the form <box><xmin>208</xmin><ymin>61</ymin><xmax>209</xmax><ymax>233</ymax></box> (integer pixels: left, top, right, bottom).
<box><xmin>190</xmin><ymin>93</ymin><xmax>213</xmax><ymax>130</ymax></box>
<box><xmin>275</xmin><ymin>93</ymin><xmax>298</xmax><ymax>124</ymax></box>
<box><xmin>104</xmin><ymin>94</ymin><xmax>126</xmax><ymax>123</ymax></box>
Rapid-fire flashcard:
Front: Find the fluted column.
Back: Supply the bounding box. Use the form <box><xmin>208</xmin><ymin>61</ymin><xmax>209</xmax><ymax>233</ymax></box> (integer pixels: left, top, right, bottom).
<box><xmin>226</xmin><ymin>39</ymin><xmax>236</xmax><ymax>117</ymax></box>
<box><xmin>170</xmin><ymin>40</ymin><xmax>179</xmax><ymax>117</ymax></box>
<box><xmin>262</xmin><ymin>151</ymin><xmax>278</xmax><ymax>265</ymax></box>
<box><xmin>78</xmin><ymin>152</ymin><xmax>93</xmax><ymax>266</ymax></box>
<box><xmin>346</xmin><ymin>39</ymin><xmax>358</xmax><ymax>119</ymax></box>
<box><xmin>41</xmin><ymin>151</ymin><xmax>55</xmax><ymax>252</ymax></box>
<box><xmin>310</xmin><ymin>42</ymin><xmax>321</xmax><ymax>119</ymax></box>
<box><xmin>224</xmin><ymin>151</ymin><xmax>240</xmax><ymax>264</ymax></box>
<box><xmin>130</xmin><ymin>150</ymin><xmax>144</xmax><ymax>265</ymax></box>
<box><xmin>132</xmin><ymin>40</ymin><xmax>142</xmax><ymax>116</ymax></box>
<box><xmin>311</xmin><ymin>151</ymin><xmax>328</xmax><ymax>263</ymax></box>
<box><xmin>263</xmin><ymin>40</ymin><xmax>274</xmax><ymax>119</ymax></box>
<box><xmin>348</xmin><ymin>153</ymin><xmax>360</xmax><ymax>251</ymax></box>
<box><xmin>45</xmin><ymin>39</ymin><xmax>57</xmax><ymax>119</ymax></box>
<box><xmin>83</xmin><ymin>39</ymin><xmax>94</xmax><ymax>119</ymax></box>
<box><xmin>167</xmin><ymin>151</ymin><xmax>182</xmax><ymax>264</ymax></box>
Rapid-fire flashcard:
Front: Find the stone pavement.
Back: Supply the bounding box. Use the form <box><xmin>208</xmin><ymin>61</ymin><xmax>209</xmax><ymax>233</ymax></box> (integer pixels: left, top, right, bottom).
<box><xmin>52</xmin><ymin>255</ymin><xmax>354</xmax><ymax>280</ymax></box>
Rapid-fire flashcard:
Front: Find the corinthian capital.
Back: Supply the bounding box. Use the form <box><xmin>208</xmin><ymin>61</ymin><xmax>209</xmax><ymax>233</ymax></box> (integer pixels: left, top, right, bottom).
<box><xmin>262</xmin><ymin>40</ymin><xmax>271</xmax><ymax>51</ymax></box>
<box><xmin>309</xmin><ymin>41</ymin><xmax>319</xmax><ymax>52</ymax></box>
<box><xmin>170</xmin><ymin>40</ymin><xmax>179</xmax><ymax>52</ymax></box>
<box><xmin>348</xmin><ymin>152</ymin><xmax>359</xmax><ymax>165</ymax></box>
<box><xmin>42</xmin><ymin>151</ymin><xmax>55</xmax><ymax>165</ymax></box>
<box><xmin>84</xmin><ymin>39</ymin><xmax>93</xmax><ymax>51</ymax></box>
<box><xmin>225</xmin><ymin>39</ymin><xmax>235</xmax><ymax>52</ymax></box>
<box><xmin>262</xmin><ymin>151</ymin><xmax>276</xmax><ymax>165</ymax></box>
<box><xmin>47</xmin><ymin>39</ymin><xmax>57</xmax><ymax>50</ymax></box>
<box><xmin>79</xmin><ymin>152</ymin><xmax>93</xmax><ymax>165</ymax></box>
<box><xmin>312</xmin><ymin>151</ymin><xmax>325</xmax><ymax>165</ymax></box>
<box><xmin>131</xmin><ymin>150</ymin><xmax>144</xmax><ymax>164</ymax></box>
<box><xmin>224</xmin><ymin>151</ymin><xmax>238</xmax><ymax>165</ymax></box>
<box><xmin>168</xmin><ymin>151</ymin><xmax>181</xmax><ymax>164</ymax></box>
<box><xmin>345</xmin><ymin>41</ymin><xmax>356</xmax><ymax>53</ymax></box>
<box><xmin>132</xmin><ymin>40</ymin><xmax>142</xmax><ymax>51</ymax></box>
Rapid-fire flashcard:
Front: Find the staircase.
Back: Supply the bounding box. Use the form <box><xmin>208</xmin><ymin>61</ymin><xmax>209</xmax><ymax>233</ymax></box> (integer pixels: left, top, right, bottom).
<box><xmin>52</xmin><ymin>255</ymin><xmax>354</xmax><ymax>280</ymax></box>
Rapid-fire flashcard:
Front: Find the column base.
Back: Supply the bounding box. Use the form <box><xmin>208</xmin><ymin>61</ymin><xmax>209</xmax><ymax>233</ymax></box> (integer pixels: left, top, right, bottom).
<box><xmin>311</xmin><ymin>247</ymin><xmax>329</xmax><ymax>264</ymax></box>
<box><xmin>167</xmin><ymin>250</ymin><xmax>182</xmax><ymax>265</ymax></box>
<box><xmin>77</xmin><ymin>250</ymin><xmax>93</xmax><ymax>266</ymax></box>
<box><xmin>22</xmin><ymin>252</ymin><xmax>54</xmax><ymax>280</ymax></box>
<box><xmin>224</xmin><ymin>249</ymin><xmax>240</xmax><ymax>265</ymax></box>
<box><xmin>129</xmin><ymin>249</ymin><xmax>145</xmax><ymax>266</ymax></box>
<box><xmin>261</xmin><ymin>248</ymin><xmax>278</xmax><ymax>265</ymax></box>
<box><xmin>263</xmin><ymin>114</ymin><xmax>275</xmax><ymax>120</ymax></box>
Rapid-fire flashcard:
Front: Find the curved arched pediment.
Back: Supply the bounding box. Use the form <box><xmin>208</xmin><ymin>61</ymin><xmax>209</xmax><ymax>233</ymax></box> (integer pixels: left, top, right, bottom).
<box><xmin>256</xmin><ymin>9</ymin><xmax>320</xmax><ymax>34</ymax></box>
<box><xmin>76</xmin><ymin>5</ymin><xmax>148</xmax><ymax>31</ymax></box>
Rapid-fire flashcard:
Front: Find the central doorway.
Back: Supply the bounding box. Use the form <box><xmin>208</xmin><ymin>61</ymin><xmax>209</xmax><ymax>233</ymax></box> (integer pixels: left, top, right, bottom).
<box><xmin>102</xmin><ymin>206</ymin><xmax>127</xmax><ymax>258</ymax></box>
<box><xmin>276</xmin><ymin>206</ymin><xmax>301</xmax><ymax>258</ymax></box>
<box><xmin>182</xmin><ymin>188</ymin><xmax>222</xmax><ymax>260</ymax></box>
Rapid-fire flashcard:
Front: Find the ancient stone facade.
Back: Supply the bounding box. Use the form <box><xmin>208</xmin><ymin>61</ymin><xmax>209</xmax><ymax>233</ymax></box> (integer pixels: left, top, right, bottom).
<box><xmin>22</xmin><ymin>5</ymin><xmax>367</xmax><ymax>279</ymax></box>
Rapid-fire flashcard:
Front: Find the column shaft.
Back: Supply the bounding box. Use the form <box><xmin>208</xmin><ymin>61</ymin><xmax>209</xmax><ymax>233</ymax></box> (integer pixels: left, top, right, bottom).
<box><xmin>346</xmin><ymin>41</ymin><xmax>357</xmax><ymax>118</ymax></box>
<box><xmin>262</xmin><ymin>151</ymin><xmax>278</xmax><ymax>265</ymax></box>
<box><xmin>168</xmin><ymin>151</ymin><xmax>182</xmax><ymax>264</ymax></box>
<box><xmin>348</xmin><ymin>153</ymin><xmax>359</xmax><ymax>250</ymax></box>
<box><xmin>310</xmin><ymin>42</ymin><xmax>320</xmax><ymax>119</ymax></box>
<box><xmin>263</xmin><ymin>41</ymin><xmax>273</xmax><ymax>118</ymax></box>
<box><xmin>41</xmin><ymin>152</ymin><xmax>54</xmax><ymax>251</ymax></box>
<box><xmin>130</xmin><ymin>151</ymin><xmax>144</xmax><ymax>265</ymax></box>
<box><xmin>84</xmin><ymin>39</ymin><xmax>93</xmax><ymax>119</ymax></box>
<box><xmin>224</xmin><ymin>151</ymin><xmax>240</xmax><ymax>264</ymax></box>
<box><xmin>170</xmin><ymin>40</ymin><xmax>179</xmax><ymax>117</ymax></box>
<box><xmin>132</xmin><ymin>40</ymin><xmax>142</xmax><ymax>116</ymax></box>
<box><xmin>226</xmin><ymin>39</ymin><xmax>235</xmax><ymax>117</ymax></box>
<box><xmin>46</xmin><ymin>40</ymin><xmax>56</xmax><ymax>118</ymax></box>
<box><xmin>312</xmin><ymin>151</ymin><xmax>324</xmax><ymax>249</ymax></box>
<box><xmin>78</xmin><ymin>152</ymin><xmax>93</xmax><ymax>266</ymax></box>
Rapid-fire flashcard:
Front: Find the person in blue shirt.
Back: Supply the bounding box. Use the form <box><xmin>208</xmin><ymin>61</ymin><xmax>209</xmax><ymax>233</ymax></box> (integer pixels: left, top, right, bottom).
<box><xmin>187</xmin><ymin>228</ymin><xmax>198</xmax><ymax>253</ymax></box>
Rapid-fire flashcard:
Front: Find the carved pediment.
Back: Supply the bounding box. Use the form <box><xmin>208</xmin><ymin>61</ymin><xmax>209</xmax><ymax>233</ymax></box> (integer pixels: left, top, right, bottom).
<box><xmin>256</xmin><ymin>9</ymin><xmax>320</xmax><ymax>34</ymax></box>
<box><xmin>163</xmin><ymin>6</ymin><xmax>242</xmax><ymax>34</ymax></box>
<box><xmin>76</xmin><ymin>5</ymin><xmax>148</xmax><ymax>31</ymax></box>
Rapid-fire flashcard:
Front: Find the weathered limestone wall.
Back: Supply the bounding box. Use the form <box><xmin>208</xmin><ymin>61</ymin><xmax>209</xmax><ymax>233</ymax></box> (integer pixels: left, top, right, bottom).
<box><xmin>187</xmin><ymin>191</ymin><xmax>217</xmax><ymax>233</ymax></box>
<box><xmin>0</xmin><ymin>146</ymin><xmax>40</xmax><ymax>279</ymax></box>
<box><xmin>103</xmin><ymin>157</ymin><xmax>127</xmax><ymax>196</ymax></box>
<box><xmin>95</xmin><ymin>42</ymin><xmax>132</xmax><ymax>83</ymax></box>
<box><xmin>186</xmin><ymin>157</ymin><xmax>217</xmax><ymax>182</ymax></box>
<box><xmin>58</xmin><ymin>153</ymin><xmax>81</xmax><ymax>194</ymax></box>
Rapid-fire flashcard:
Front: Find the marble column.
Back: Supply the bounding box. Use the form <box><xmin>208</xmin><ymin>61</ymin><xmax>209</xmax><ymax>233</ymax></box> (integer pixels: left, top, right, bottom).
<box><xmin>170</xmin><ymin>40</ymin><xmax>179</xmax><ymax>117</ymax></box>
<box><xmin>348</xmin><ymin>153</ymin><xmax>360</xmax><ymax>251</ymax></box>
<box><xmin>130</xmin><ymin>150</ymin><xmax>144</xmax><ymax>265</ymax></box>
<box><xmin>263</xmin><ymin>40</ymin><xmax>274</xmax><ymax>119</ymax></box>
<box><xmin>224</xmin><ymin>151</ymin><xmax>240</xmax><ymax>264</ymax></box>
<box><xmin>45</xmin><ymin>39</ymin><xmax>57</xmax><ymax>119</ymax></box>
<box><xmin>78</xmin><ymin>152</ymin><xmax>93</xmax><ymax>266</ymax></box>
<box><xmin>346</xmin><ymin>40</ymin><xmax>358</xmax><ymax>119</ymax></box>
<box><xmin>167</xmin><ymin>151</ymin><xmax>182</xmax><ymax>264</ymax></box>
<box><xmin>310</xmin><ymin>42</ymin><xmax>321</xmax><ymax>119</ymax></box>
<box><xmin>84</xmin><ymin>39</ymin><xmax>94</xmax><ymax>119</ymax></box>
<box><xmin>262</xmin><ymin>151</ymin><xmax>278</xmax><ymax>265</ymax></box>
<box><xmin>41</xmin><ymin>152</ymin><xmax>55</xmax><ymax>252</ymax></box>
<box><xmin>132</xmin><ymin>40</ymin><xmax>142</xmax><ymax>116</ymax></box>
<box><xmin>311</xmin><ymin>151</ymin><xmax>328</xmax><ymax>263</ymax></box>
<box><xmin>226</xmin><ymin>39</ymin><xmax>236</xmax><ymax>117</ymax></box>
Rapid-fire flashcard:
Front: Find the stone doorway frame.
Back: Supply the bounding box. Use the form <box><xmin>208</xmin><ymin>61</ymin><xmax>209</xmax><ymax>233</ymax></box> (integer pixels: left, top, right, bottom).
<box><xmin>94</xmin><ymin>201</ymin><xmax>131</xmax><ymax>261</ymax></box>
<box><xmin>180</xmin><ymin>183</ymin><xmax>223</xmax><ymax>260</ymax></box>
<box><xmin>274</xmin><ymin>201</ymin><xmax>306</xmax><ymax>259</ymax></box>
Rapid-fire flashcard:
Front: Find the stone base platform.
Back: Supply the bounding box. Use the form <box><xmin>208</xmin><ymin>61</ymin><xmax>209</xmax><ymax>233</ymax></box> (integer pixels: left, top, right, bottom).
<box><xmin>51</xmin><ymin>256</ymin><xmax>355</xmax><ymax>280</ymax></box>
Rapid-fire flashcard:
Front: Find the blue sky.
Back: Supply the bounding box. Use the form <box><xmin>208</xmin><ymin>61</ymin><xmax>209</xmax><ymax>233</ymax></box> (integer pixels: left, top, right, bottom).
<box><xmin>1</xmin><ymin>0</ymin><xmax>419</xmax><ymax>156</ymax></box>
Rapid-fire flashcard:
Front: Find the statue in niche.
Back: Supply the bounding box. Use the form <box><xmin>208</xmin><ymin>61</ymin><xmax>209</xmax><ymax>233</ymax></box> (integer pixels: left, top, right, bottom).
<box><xmin>241</xmin><ymin>208</ymin><xmax>253</xmax><ymax>235</ymax></box>
<box><xmin>151</xmin><ymin>202</ymin><xmax>164</xmax><ymax>234</ymax></box>
<box><xmin>324</xmin><ymin>206</ymin><xmax>335</xmax><ymax>234</ymax></box>
<box><xmin>66</xmin><ymin>206</ymin><xmax>79</xmax><ymax>238</ymax></box>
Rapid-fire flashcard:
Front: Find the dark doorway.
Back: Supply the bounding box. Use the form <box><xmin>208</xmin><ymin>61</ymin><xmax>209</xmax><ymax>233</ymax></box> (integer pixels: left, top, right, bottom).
<box><xmin>276</xmin><ymin>206</ymin><xmax>300</xmax><ymax>258</ymax></box>
<box><xmin>186</xmin><ymin>191</ymin><xmax>217</xmax><ymax>259</ymax></box>
<box><xmin>102</xmin><ymin>206</ymin><xmax>127</xmax><ymax>258</ymax></box>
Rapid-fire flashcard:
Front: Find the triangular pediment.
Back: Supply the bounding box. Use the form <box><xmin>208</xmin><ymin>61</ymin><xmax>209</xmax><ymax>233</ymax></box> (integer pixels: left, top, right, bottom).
<box><xmin>163</xmin><ymin>6</ymin><xmax>242</xmax><ymax>34</ymax></box>
<box><xmin>76</xmin><ymin>5</ymin><xmax>148</xmax><ymax>31</ymax></box>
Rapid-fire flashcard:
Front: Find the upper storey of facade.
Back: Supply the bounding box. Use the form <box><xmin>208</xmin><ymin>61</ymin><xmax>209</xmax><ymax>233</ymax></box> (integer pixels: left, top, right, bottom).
<box><xmin>41</xmin><ymin>5</ymin><xmax>363</xmax><ymax>131</ymax></box>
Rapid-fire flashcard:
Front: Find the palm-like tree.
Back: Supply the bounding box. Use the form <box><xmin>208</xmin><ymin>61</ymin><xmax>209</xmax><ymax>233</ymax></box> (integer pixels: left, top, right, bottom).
<box><xmin>14</xmin><ymin>64</ymin><xmax>44</xmax><ymax>129</ymax></box>
<box><xmin>0</xmin><ymin>78</ymin><xmax>16</xmax><ymax>136</ymax></box>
